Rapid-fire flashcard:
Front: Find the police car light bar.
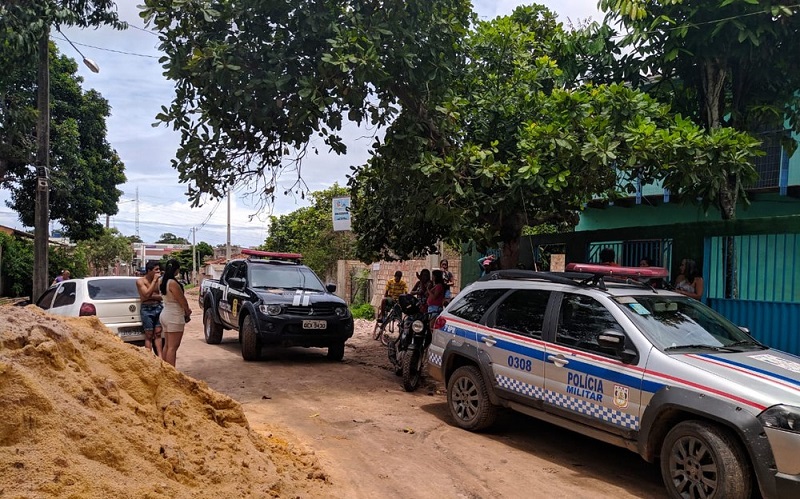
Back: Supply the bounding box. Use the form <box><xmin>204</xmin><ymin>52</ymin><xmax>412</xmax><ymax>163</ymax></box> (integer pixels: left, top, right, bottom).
<box><xmin>241</xmin><ymin>249</ymin><xmax>303</xmax><ymax>260</ymax></box>
<box><xmin>565</xmin><ymin>263</ymin><xmax>668</xmax><ymax>279</ymax></box>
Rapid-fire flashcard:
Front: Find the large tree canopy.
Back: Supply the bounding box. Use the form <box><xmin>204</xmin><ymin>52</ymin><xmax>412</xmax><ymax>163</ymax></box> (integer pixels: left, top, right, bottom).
<box><xmin>349</xmin><ymin>6</ymin><xmax>760</xmax><ymax>267</ymax></box>
<box><xmin>0</xmin><ymin>1</ymin><xmax>127</xmax><ymax>240</ymax></box>
<box><xmin>141</xmin><ymin>0</ymin><xmax>473</xmax><ymax>206</ymax></box>
<box><xmin>2</xmin><ymin>46</ymin><xmax>126</xmax><ymax>240</ymax></box>
<box><xmin>600</xmin><ymin>0</ymin><xmax>800</xmax><ymax>217</ymax></box>
<box><xmin>143</xmin><ymin>1</ymin><xmax>761</xmax><ymax>268</ymax></box>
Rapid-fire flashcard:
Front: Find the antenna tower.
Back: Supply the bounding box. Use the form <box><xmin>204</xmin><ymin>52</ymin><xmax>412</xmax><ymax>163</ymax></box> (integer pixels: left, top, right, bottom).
<box><xmin>135</xmin><ymin>187</ymin><xmax>140</xmax><ymax>238</ymax></box>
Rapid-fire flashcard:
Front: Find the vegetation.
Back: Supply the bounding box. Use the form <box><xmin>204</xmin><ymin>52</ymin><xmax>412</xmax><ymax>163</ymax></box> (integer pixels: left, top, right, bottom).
<box><xmin>162</xmin><ymin>241</ymin><xmax>214</xmax><ymax>280</ymax></box>
<box><xmin>76</xmin><ymin>228</ymin><xmax>133</xmax><ymax>276</ymax></box>
<box><xmin>156</xmin><ymin>232</ymin><xmax>190</xmax><ymax>245</ymax></box>
<box><xmin>600</xmin><ymin>0</ymin><xmax>800</xmax><ymax>296</ymax></box>
<box><xmin>0</xmin><ymin>1</ymin><xmax>127</xmax><ymax>241</ymax></box>
<box><xmin>349</xmin><ymin>303</ymin><xmax>375</xmax><ymax>321</ymax></box>
<box><xmin>144</xmin><ymin>2</ymin><xmax>761</xmax><ymax>269</ymax></box>
<box><xmin>0</xmin><ymin>233</ymin><xmax>88</xmax><ymax>297</ymax></box>
<box><xmin>260</xmin><ymin>184</ymin><xmax>356</xmax><ymax>280</ymax></box>
<box><xmin>350</xmin><ymin>6</ymin><xmax>760</xmax><ymax>267</ymax></box>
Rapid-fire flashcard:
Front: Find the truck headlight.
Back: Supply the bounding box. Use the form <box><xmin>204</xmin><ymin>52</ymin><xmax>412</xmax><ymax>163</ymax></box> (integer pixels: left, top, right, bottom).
<box><xmin>258</xmin><ymin>304</ymin><xmax>282</xmax><ymax>316</ymax></box>
<box><xmin>334</xmin><ymin>306</ymin><xmax>348</xmax><ymax>317</ymax></box>
<box><xmin>412</xmin><ymin>320</ymin><xmax>424</xmax><ymax>333</ymax></box>
<box><xmin>759</xmin><ymin>405</ymin><xmax>800</xmax><ymax>433</ymax></box>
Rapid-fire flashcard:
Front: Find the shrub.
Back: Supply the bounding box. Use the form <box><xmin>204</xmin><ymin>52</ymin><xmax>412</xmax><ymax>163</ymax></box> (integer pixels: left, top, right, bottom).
<box><xmin>350</xmin><ymin>303</ymin><xmax>375</xmax><ymax>320</ymax></box>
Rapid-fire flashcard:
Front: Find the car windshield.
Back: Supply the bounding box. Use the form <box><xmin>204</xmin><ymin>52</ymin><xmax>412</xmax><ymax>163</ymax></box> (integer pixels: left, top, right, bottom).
<box><xmin>87</xmin><ymin>279</ymin><xmax>140</xmax><ymax>300</ymax></box>
<box><xmin>248</xmin><ymin>265</ymin><xmax>326</xmax><ymax>292</ymax></box>
<box><xmin>612</xmin><ymin>295</ymin><xmax>763</xmax><ymax>352</ymax></box>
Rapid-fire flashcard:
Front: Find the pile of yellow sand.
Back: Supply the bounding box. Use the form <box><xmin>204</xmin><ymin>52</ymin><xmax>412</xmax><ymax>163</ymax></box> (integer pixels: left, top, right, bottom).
<box><xmin>0</xmin><ymin>306</ymin><xmax>329</xmax><ymax>498</ymax></box>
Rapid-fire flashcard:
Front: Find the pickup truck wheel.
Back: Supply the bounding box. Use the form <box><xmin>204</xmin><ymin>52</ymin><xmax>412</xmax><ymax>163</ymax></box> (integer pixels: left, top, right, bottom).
<box><xmin>447</xmin><ymin>365</ymin><xmax>497</xmax><ymax>431</ymax></box>
<box><xmin>203</xmin><ymin>308</ymin><xmax>223</xmax><ymax>344</ymax></box>
<box><xmin>660</xmin><ymin>421</ymin><xmax>751</xmax><ymax>499</ymax></box>
<box><xmin>240</xmin><ymin>315</ymin><xmax>261</xmax><ymax>361</ymax></box>
<box><xmin>327</xmin><ymin>341</ymin><xmax>345</xmax><ymax>361</ymax></box>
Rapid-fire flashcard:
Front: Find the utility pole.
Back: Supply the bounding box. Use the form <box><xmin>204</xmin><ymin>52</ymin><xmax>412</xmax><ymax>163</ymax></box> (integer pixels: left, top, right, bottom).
<box><xmin>135</xmin><ymin>187</ymin><xmax>140</xmax><ymax>238</ymax></box>
<box><xmin>33</xmin><ymin>27</ymin><xmax>51</xmax><ymax>300</ymax></box>
<box><xmin>191</xmin><ymin>227</ymin><xmax>197</xmax><ymax>285</ymax></box>
<box><xmin>226</xmin><ymin>188</ymin><xmax>231</xmax><ymax>260</ymax></box>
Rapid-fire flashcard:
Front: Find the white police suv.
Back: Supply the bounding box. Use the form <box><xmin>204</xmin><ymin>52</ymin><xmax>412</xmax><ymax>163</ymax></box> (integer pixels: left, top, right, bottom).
<box><xmin>429</xmin><ymin>265</ymin><xmax>800</xmax><ymax>499</ymax></box>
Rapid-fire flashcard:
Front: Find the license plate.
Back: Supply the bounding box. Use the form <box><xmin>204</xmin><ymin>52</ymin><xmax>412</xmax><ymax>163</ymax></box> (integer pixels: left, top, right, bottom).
<box><xmin>118</xmin><ymin>326</ymin><xmax>143</xmax><ymax>337</ymax></box>
<box><xmin>302</xmin><ymin>320</ymin><xmax>327</xmax><ymax>330</ymax></box>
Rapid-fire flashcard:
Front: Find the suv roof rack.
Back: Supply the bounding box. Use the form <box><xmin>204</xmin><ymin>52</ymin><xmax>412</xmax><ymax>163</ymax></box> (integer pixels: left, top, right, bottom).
<box><xmin>241</xmin><ymin>249</ymin><xmax>303</xmax><ymax>262</ymax></box>
<box><xmin>480</xmin><ymin>265</ymin><xmax>667</xmax><ymax>293</ymax></box>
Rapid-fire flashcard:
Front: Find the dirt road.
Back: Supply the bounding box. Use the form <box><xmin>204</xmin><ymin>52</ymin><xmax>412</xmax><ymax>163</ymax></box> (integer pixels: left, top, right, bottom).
<box><xmin>178</xmin><ymin>309</ymin><xmax>667</xmax><ymax>498</ymax></box>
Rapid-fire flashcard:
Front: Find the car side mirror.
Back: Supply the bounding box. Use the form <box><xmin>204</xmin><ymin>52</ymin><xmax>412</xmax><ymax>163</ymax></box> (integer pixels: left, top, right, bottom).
<box><xmin>228</xmin><ymin>277</ymin><xmax>246</xmax><ymax>290</ymax></box>
<box><xmin>326</xmin><ymin>283</ymin><xmax>337</xmax><ymax>293</ymax></box>
<box><xmin>598</xmin><ymin>330</ymin><xmax>638</xmax><ymax>364</ymax></box>
<box><xmin>738</xmin><ymin>326</ymin><xmax>751</xmax><ymax>335</ymax></box>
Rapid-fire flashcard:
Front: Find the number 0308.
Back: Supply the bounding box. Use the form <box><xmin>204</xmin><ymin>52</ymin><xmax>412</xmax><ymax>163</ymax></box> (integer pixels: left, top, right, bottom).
<box><xmin>507</xmin><ymin>355</ymin><xmax>532</xmax><ymax>372</ymax></box>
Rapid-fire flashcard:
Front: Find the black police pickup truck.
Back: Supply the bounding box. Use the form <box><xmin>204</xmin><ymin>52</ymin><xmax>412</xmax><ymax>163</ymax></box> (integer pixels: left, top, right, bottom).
<box><xmin>199</xmin><ymin>249</ymin><xmax>354</xmax><ymax>361</ymax></box>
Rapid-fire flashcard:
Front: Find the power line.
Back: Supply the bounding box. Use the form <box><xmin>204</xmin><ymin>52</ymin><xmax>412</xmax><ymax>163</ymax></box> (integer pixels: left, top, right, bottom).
<box><xmin>51</xmin><ymin>35</ymin><xmax>159</xmax><ymax>59</ymax></box>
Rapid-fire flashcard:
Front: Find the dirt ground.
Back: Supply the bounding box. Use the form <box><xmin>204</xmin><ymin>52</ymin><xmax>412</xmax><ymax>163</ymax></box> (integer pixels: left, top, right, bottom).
<box><xmin>1</xmin><ymin>294</ymin><xmax>668</xmax><ymax>498</ymax></box>
<box><xmin>177</xmin><ymin>291</ymin><xmax>667</xmax><ymax>499</ymax></box>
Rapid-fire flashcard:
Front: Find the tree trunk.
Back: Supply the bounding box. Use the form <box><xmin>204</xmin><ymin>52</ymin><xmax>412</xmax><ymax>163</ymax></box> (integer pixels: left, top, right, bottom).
<box><xmin>499</xmin><ymin>212</ymin><xmax>525</xmax><ymax>270</ymax></box>
<box><xmin>701</xmin><ymin>58</ymin><xmax>738</xmax><ymax>299</ymax></box>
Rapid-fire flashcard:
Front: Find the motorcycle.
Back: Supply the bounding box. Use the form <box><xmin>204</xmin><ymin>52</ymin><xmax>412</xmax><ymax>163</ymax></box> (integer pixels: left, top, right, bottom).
<box><xmin>388</xmin><ymin>293</ymin><xmax>433</xmax><ymax>392</ymax></box>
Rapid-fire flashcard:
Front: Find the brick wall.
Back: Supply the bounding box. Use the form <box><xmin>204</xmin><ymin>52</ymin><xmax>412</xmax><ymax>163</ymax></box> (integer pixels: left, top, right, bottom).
<box><xmin>336</xmin><ymin>248</ymin><xmax>462</xmax><ymax>307</ymax></box>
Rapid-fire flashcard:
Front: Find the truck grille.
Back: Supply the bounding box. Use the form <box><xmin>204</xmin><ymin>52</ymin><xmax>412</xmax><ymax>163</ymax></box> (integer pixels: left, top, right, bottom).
<box><xmin>284</xmin><ymin>304</ymin><xmax>336</xmax><ymax>316</ymax></box>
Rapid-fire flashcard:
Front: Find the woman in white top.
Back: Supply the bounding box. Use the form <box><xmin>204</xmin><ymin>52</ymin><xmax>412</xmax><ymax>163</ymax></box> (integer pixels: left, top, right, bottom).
<box><xmin>159</xmin><ymin>259</ymin><xmax>192</xmax><ymax>367</ymax></box>
<box><xmin>673</xmin><ymin>258</ymin><xmax>704</xmax><ymax>301</ymax></box>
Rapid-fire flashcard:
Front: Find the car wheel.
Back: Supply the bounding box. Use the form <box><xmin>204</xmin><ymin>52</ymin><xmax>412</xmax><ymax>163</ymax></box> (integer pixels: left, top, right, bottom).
<box><xmin>402</xmin><ymin>348</ymin><xmax>423</xmax><ymax>392</ymax></box>
<box><xmin>447</xmin><ymin>365</ymin><xmax>497</xmax><ymax>431</ymax></box>
<box><xmin>240</xmin><ymin>314</ymin><xmax>261</xmax><ymax>361</ymax></box>
<box><xmin>660</xmin><ymin>420</ymin><xmax>751</xmax><ymax>499</ymax></box>
<box><xmin>327</xmin><ymin>341</ymin><xmax>345</xmax><ymax>361</ymax></box>
<box><xmin>203</xmin><ymin>308</ymin><xmax>223</xmax><ymax>344</ymax></box>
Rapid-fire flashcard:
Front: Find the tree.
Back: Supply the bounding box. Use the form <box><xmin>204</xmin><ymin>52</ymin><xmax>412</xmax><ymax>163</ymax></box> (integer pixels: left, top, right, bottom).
<box><xmin>0</xmin><ymin>2</ymin><xmax>127</xmax><ymax>240</ymax></box>
<box><xmin>349</xmin><ymin>6</ymin><xmax>761</xmax><ymax>268</ymax></box>
<box><xmin>0</xmin><ymin>234</ymin><xmax>88</xmax><ymax>298</ymax></box>
<box><xmin>165</xmin><ymin>241</ymin><xmax>214</xmax><ymax>279</ymax></box>
<box><xmin>600</xmin><ymin>0</ymin><xmax>800</xmax><ymax>217</ymax></box>
<box><xmin>140</xmin><ymin>0</ymin><xmax>473</xmax><ymax>206</ymax></box>
<box><xmin>77</xmin><ymin>228</ymin><xmax>134</xmax><ymax>276</ymax></box>
<box><xmin>2</xmin><ymin>45</ymin><xmax>126</xmax><ymax>240</ymax></box>
<box><xmin>261</xmin><ymin>184</ymin><xmax>356</xmax><ymax>279</ymax></box>
<box><xmin>156</xmin><ymin>233</ymin><xmax>189</xmax><ymax>245</ymax></box>
<box><xmin>599</xmin><ymin>0</ymin><xmax>799</xmax><ymax>296</ymax></box>
<box><xmin>127</xmin><ymin>235</ymin><xmax>143</xmax><ymax>243</ymax></box>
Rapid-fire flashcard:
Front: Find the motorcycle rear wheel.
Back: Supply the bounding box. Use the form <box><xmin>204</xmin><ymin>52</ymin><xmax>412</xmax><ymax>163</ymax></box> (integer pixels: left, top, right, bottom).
<box><xmin>402</xmin><ymin>348</ymin><xmax>423</xmax><ymax>392</ymax></box>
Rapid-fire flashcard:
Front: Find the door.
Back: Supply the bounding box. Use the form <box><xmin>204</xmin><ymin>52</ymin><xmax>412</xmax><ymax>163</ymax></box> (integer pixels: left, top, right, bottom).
<box><xmin>48</xmin><ymin>281</ymin><xmax>77</xmax><ymax>317</ymax></box>
<box><xmin>219</xmin><ymin>262</ymin><xmax>245</xmax><ymax>327</ymax></box>
<box><xmin>544</xmin><ymin>292</ymin><xmax>644</xmax><ymax>433</ymax></box>
<box><xmin>483</xmin><ymin>289</ymin><xmax>553</xmax><ymax>406</ymax></box>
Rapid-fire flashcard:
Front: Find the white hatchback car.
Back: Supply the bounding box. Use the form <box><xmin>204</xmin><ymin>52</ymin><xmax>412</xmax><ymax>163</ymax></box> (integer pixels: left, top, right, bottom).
<box><xmin>35</xmin><ymin>276</ymin><xmax>145</xmax><ymax>343</ymax></box>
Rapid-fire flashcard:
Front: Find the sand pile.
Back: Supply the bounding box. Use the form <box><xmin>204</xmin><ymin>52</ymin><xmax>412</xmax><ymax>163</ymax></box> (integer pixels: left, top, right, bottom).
<box><xmin>0</xmin><ymin>306</ymin><xmax>330</xmax><ymax>498</ymax></box>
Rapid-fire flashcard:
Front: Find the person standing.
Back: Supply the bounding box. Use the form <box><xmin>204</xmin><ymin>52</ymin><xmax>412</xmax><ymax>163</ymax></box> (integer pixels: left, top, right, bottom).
<box><xmin>439</xmin><ymin>259</ymin><xmax>454</xmax><ymax>301</ymax></box>
<box><xmin>159</xmin><ymin>259</ymin><xmax>192</xmax><ymax>367</ymax></box>
<box><xmin>674</xmin><ymin>258</ymin><xmax>704</xmax><ymax>300</ymax></box>
<box><xmin>428</xmin><ymin>270</ymin><xmax>446</xmax><ymax>317</ymax></box>
<box><xmin>136</xmin><ymin>261</ymin><xmax>163</xmax><ymax>358</ymax></box>
<box><xmin>599</xmin><ymin>248</ymin><xmax>620</xmax><ymax>266</ymax></box>
<box><xmin>52</xmin><ymin>269</ymin><xmax>71</xmax><ymax>285</ymax></box>
<box><xmin>411</xmin><ymin>268</ymin><xmax>432</xmax><ymax>302</ymax></box>
<box><xmin>478</xmin><ymin>255</ymin><xmax>497</xmax><ymax>276</ymax></box>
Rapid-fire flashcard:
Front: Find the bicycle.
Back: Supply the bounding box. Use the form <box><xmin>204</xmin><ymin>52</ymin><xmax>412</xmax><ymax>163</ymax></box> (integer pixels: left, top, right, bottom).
<box><xmin>373</xmin><ymin>301</ymin><xmax>403</xmax><ymax>346</ymax></box>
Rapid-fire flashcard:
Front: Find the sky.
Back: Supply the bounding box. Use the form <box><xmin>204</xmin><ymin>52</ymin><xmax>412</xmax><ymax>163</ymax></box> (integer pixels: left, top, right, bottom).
<box><xmin>0</xmin><ymin>1</ymin><xmax>602</xmax><ymax>248</ymax></box>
